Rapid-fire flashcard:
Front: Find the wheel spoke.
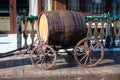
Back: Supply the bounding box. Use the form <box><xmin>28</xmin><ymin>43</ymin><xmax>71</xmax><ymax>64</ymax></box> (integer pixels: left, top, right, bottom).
<box><xmin>44</xmin><ymin>60</ymin><xmax>48</xmax><ymax>67</ymax></box>
<box><xmin>33</xmin><ymin>56</ymin><xmax>39</xmax><ymax>60</ymax></box>
<box><xmin>91</xmin><ymin>43</ymin><xmax>100</xmax><ymax>50</ymax></box>
<box><xmin>80</xmin><ymin>54</ymin><xmax>87</xmax><ymax>62</ymax></box>
<box><xmin>77</xmin><ymin>52</ymin><xmax>86</xmax><ymax>56</ymax></box>
<box><xmin>40</xmin><ymin>58</ymin><xmax>44</xmax><ymax>68</ymax></box>
<box><xmin>46</xmin><ymin>60</ymin><xmax>52</xmax><ymax>65</ymax></box>
<box><xmin>92</xmin><ymin>56</ymin><xmax>97</xmax><ymax>61</ymax></box>
<box><xmin>48</xmin><ymin>53</ymin><xmax>55</xmax><ymax>57</ymax></box>
<box><xmin>84</xmin><ymin>56</ymin><xmax>89</xmax><ymax>65</ymax></box>
<box><xmin>35</xmin><ymin>58</ymin><xmax>41</xmax><ymax>64</ymax></box>
<box><xmin>89</xmin><ymin>56</ymin><xmax>92</xmax><ymax>65</ymax></box>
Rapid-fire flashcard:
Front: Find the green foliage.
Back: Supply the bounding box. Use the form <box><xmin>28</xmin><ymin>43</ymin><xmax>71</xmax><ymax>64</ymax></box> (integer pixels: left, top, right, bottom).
<box><xmin>85</xmin><ymin>12</ymin><xmax>120</xmax><ymax>21</ymax></box>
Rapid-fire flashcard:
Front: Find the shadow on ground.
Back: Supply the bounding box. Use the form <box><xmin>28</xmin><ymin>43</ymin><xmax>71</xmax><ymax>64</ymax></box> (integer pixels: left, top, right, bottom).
<box><xmin>0</xmin><ymin>51</ymin><xmax>119</xmax><ymax>70</ymax></box>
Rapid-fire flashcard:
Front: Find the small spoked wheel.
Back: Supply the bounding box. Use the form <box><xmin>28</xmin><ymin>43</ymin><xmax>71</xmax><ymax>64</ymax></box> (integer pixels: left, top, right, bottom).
<box><xmin>74</xmin><ymin>37</ymin><xmax>104</xmax><ymax>67</ymax></box>
<box><xmin>30</xmin><ymin>44</ymin><xmax>56</xmax><ymax>70</ymax></box>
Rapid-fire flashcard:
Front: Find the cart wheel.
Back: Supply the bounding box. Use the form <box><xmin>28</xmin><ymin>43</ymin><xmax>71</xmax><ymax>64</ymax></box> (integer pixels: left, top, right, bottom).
<box><xmin>30</xmin><ymin>44</ymin><xmax>56</xmax><ymax>70</ymax></box>
<box><xmin>74</xmin><ymin>37</ymin><xmax>104</xmax><ymax>67</ymax></box>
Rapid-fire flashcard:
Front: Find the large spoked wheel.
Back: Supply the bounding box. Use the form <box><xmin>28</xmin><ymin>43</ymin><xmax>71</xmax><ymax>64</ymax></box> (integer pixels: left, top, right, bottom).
<box><xmin>30</xmin><ymin>44</ymin><xmax>56</xmax><ymax>70</ymax></box>
<box><xmin>74</xmin><ymin>37</ymin><xmax>104</xmax><ymax>67</ymax></box>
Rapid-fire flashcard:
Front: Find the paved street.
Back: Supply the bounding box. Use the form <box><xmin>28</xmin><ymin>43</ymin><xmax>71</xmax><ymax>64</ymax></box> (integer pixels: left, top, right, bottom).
<box><xmin>0</xmin><ymin>50</ymin><xmax>119</xmax><ymax>80</ymax></box>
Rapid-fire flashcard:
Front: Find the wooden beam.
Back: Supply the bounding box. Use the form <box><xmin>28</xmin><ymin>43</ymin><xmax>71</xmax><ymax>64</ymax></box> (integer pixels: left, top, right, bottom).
<box><xmin>38</xmin><ymin>0</ymin><xmax>44</xmax><ymax>15</ymax></box>
<box><xmin>10</xmin><ymin>0</ymin><xmax>17</xmax><ymax>33</ymax></box>
<box><xmin>53</xmin><ymin>0</ymin><xmax>67</xmax><ymax>10</ymax></box>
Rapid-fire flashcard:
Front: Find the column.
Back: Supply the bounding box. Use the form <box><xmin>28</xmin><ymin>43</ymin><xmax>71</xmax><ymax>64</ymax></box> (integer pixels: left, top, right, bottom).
<box><xmin>29</xmin><ymin>0</ymin><xmax>38</xmax><ymax>16</ymax></box>
<box><xmin>44</xmin><ymin>0</ymin><xmax>53</xmax><ymax>11</ymax></box>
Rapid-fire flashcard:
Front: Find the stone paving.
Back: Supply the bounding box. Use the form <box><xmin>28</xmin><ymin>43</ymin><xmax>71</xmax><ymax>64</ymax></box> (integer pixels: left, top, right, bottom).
<box><xmin>0</xmin><ymin>34</ymin><xmax>120</xmax><ymax>80</ymax></box>
<box><xmin>0</xmin><ymin>51</ymin><xmax>119</xmax><ymax>80</ymax></box>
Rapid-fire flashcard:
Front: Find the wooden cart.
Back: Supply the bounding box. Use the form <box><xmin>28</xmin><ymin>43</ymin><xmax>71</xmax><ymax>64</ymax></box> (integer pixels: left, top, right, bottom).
<box><xmin>30</xmin><ymin>10</ymin><xmax>104</xmax><ymax>70</ymax></box>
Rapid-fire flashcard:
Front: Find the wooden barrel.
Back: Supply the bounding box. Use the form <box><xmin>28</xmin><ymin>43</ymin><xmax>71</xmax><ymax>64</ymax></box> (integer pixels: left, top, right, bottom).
<box><xmin>38</xmin><ymin>10</ymin><xmax>87</xmax><ymax>47</ymax></box>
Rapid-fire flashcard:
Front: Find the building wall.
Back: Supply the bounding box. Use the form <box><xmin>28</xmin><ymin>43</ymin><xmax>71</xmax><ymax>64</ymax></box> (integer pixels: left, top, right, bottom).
<box><xmin>1</xmin><ymin>0</ymin><xmax>120</xmax><ymax>34</ymax></box>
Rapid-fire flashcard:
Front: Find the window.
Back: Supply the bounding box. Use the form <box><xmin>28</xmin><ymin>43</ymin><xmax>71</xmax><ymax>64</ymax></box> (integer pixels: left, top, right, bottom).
<box><xmin>17</xmin><ymin>0</ymin><xmax>29</xmax><ymax>15</ymax></box>
<box><xmin>67</xmin><ymin>0</ymin><xmax>79</xmax><ymax>11</ymax></box>
<box><xmin>86</xmin><ymin>0</ymin><xmax>106</xmax><ymax>14</ymax></box>
<box><xmin>93</xmin><ymin>0</ymin><xmax>102</xmax><ymax>3</ymax></box>
<box><xmin>0</xmin><ymin>0</ymin><xmax>9</xmax><ymax>16</ymax></box>
<box><xmin>112</xmin><ymin>0</ymin><xmax>120</xmax><ymax>14</ymax></box>
<box><xmin>116</xmin><ymin>0</ymin><xmax>120</xmax><ymax>14</ymax></box>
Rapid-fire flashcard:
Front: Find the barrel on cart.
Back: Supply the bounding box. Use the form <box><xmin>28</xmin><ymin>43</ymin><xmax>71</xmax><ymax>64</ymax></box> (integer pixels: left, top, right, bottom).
<box><xmin>30</xmin><ymin>10</ymin><xmax>104</xmax><ymax>70</ymax></box>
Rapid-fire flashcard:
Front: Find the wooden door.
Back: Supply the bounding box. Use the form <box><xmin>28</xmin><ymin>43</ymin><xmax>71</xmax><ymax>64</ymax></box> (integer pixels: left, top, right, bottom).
<box><xmin>10</xmin><ymin>0</ymin><xmax>16</xmax><ymax>33</ymax></box>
